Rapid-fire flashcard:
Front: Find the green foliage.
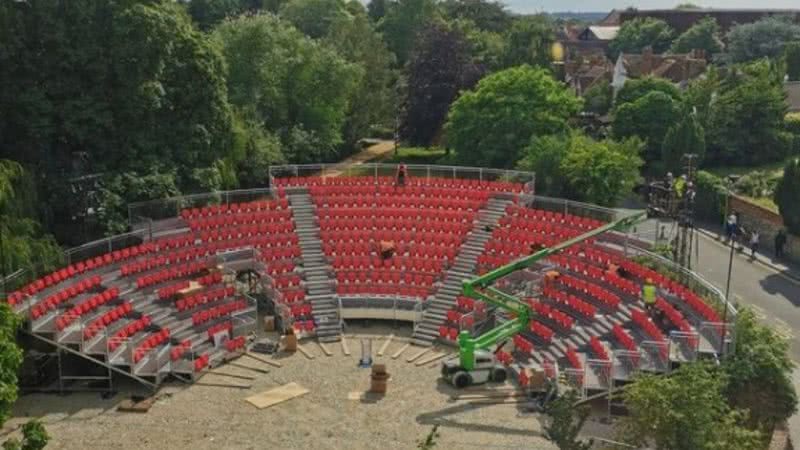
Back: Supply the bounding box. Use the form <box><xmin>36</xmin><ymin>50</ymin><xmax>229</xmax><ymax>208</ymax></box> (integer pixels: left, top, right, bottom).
<box><xmin>614</xmin><ymin>77</ymin><xmax>682</xmax><ymax>107</ymax></box>
<box><xmin>727</xmin><ymin>16</ymin><xmax>800</xmax><ymax>63</ymax></box>
<box><xmin>693</xmin><ymin>170</ymin><xmax>728</xmax><ymax>223</ymax></box>
<box><xmin>786</xmin><ymin>42</ymin><xmax>800</xmax><ymax>81</ymax></box>
<box><xmin>608</xmin><ymin>18</ymin><xmax>675</xmax><ymax>60</ymax></box>
<box><xmin>661</xmin><ymin>111</ymin><xmax>706</xmax><ymax>173</ymax></box>
<box><xmin>560</xmin><ymin>135</ymin><xmax>643</xmax><ymax>206</ymax></box>
<box><xmin>543</xmin><ymin>389</ymin><xmax>593</xmax><ymax>450</ymax></box>
<box><xmin>381</xmin><ymin>147</ymin><xmax>448</xmax><ymax>164</ymax></box>
<box><xmin>447</xmin><ymin>66</ymin><xmax>581</xmax><ymax>168</ymax></box>
<box><xmin>214</xmin><ymin>13</ymin><xmax>361</xmax><ymax>162</ymax></box>
<box><xmin>279</xmin><ymin>0</ymin><xmax>349</xmax><ymax>39</ymax></box>
<box><xmin>450</xmin><ymin>19</ymin><xmax>507</xmax><ymax>72</ymax></box>
<box><xmin>786</xmin><ymin>113</ymin><xmax>800</xmax><ymax>135</ymax></box>
<box><xmin>187</xmin><ymin>0</ymin><xmax>244</xmax><ymax>30</ymax></box>
<box><xmin>417</xmin><ymin>424</ymin><xmax>440</xmax><ymax>449</ymax></box>
<box><xmin>378</xmin><ymin>0</ymin><xmax>439</xmax><ymax>65</ymax></box>
<box><xmin>3</xmin><ymin>420</ymin><xmax>50</xmax><ymax>450</ymax></box>
<box><xmin>401</xmin><ymin>22</ymin><xmax>480</xmax><ymax>146</ymax></box>
<box><xmin>732</xmin><ymin>170</ymin><xmax>781</xmax><ymax>199</ymax></box>
<box><xmin>620</xmin><ymin>363</ymin><xmax>763</xmax><ymax>450</ymax></box>
<box><xmin>97</xmin><ymin>171</ymin><xmax>182</xmax><ymax>235</ymax></box>
<box><xmin>683</xmin><ymin>66</ymin><xmax>720</xmax><ymax>129</ymax></box>
<box><xmin>367</xmin><ymin>0</ymin><xmax>387</xmax><ymax>22</ymax></box>
<box><xmin>502</xmin><ymin>15</ymin><xmax>555</xmax><ymax>68</ymax></box>
<box><xmin>707</xmin><ymin>61</ymin><xmax>791</xmax><ymax>165</ymax></box>
<box><xmin>723</xmin><ymin>307</ymin><xmax>798</xmax><ymax>430</ymax></box>
<box><xmin>519</xmin><ymin>134</ymin><xmax>571</xmax><ymax>198</ymax></box>
<box><xmin>0</xmin><ymin>302</ymin><xmax>22</xmax><ymax>428</ymax></box>
<box><xmin>440</xmin><ymin>0</ymin><xmax>510</xmax><ymax>33</ymax></box>
<box><xmin>582</xmin><ymin>81</ymin><xmax>613</xmax><ymax>115</ymax></box>
<box><xmin>670</xmin><ymin>17</ymin><xmax>722</xmax><ymax>56</ymax></box>
<box><xmin>612</xmin><ymin>91</ymin><xmax>682</xmax><ymax>165</ymax></box>
<box><xmin>775</xmin><ymin>158</ymin><xmax>800</xmax><ymax>234</ymax></box>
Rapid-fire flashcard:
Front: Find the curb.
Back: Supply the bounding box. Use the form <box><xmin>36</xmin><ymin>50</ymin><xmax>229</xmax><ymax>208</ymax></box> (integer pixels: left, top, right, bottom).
<box><xmin>696</xmin><ymin>228</ymin><xmax>800</xmax><ymax>285</ymax></box>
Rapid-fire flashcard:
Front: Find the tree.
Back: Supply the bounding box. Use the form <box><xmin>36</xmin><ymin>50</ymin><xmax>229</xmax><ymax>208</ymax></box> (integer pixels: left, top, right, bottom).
<box><xmin>723</xmin><ymin>307</ymin><xmax>798</xmax><ymax>431</ymax></box>
<box><xmin>614</xmin><ymin>77</ymin><xmax>682</xmax><ymax>107</ymax></box>
<box><xmin>683</xmin><ymin>66</ymin><xmax>720</xmax><ymax>129</ymax></box>
<box><xmin>727</xmin><ymin>16</ymin><xmax>800</xmax><ymax>63</ymax></box>
<box><xmin>609</xmin><ymin>18</ymin><xmax>675</xmax><ymax>60</ymax></box>
<box><xmin>582</xmin><ymin>81</ymin><xmax>613</xmax><ymax>115</ymax></box>
<box><xmin>543</xmin><ymin>389</ymin><xmax>593</xmax><ymax>450</ymax></box>
<box><xmin>661</xmin><ymin>111</ymin><xmax>706</xmax><ymax>173</ymax></box>
<box><xmin>518</xmin><ymin>134</ymin><xmax>571</xmax><ymax>198</ymax></box>
<box><xmin>775</xmin><ymin>158</ymin><xmax>800</xmax><ymax>234</ymax></box>
<box><xmin>367</xmin><ymin>0</ymin><xmax>387</xmax><ymax>22</ymax></box>
<box><xmin>707</xmin><ymin>61</ymin><xmax>790</xmax><ymax>165</ymax></box>
<box><xmin>670</xmin><ymin>17</ymin><xmax>722</xmax><ymax>57</ymax></box>
<box><xmin>440</xmin><ymin>0</ymin><xmax>510</xmax><ymax>33</ymax></box>
<box><xmin>446</xmin><ymin>66</ymin><xmax>581</xmax><ymax>168</ymax></box>
<box><xmin>785</xmin><ymin>41</ymin><xmax>800</xmax><ymax>81</ymax></box>
<box><xmin>620</xmin><ymin>363</ymin><xmax>763</xmax><ymax>450</ymax></box>
<box><xmin>378</xmin><ymin>0</ymin><xmax>439</xmax><ymax>66</ymax></box>
<box><xmin>214</xmin><ymin>14</ymin><xmax>361</xmax><ymax>161</ymax></box>
<box><xmin>187</xmin><ymin>0</ymin><xmax>243</xmax><ymax>30</ymax></box>
<box><xmin>502</xmin><ymin>15</ymin><xmax>555</xmax><ymax>68</ymax></box>
<box><xmin>612</xmin><ymin>91</ymin><xmax>682</xmax><ymax>165</ymax></box>
<box><xmin>560</xmin><ymin>134</ymin><xmax>643</xmax><ymax>206</ymax></box>
<box><xmin>325</xmin><ymin>9</ymin><xmax>397</xmax><ymax>149</ymax></box>
<box><xmin>401</xmin><ymin>22</ymin><xmax>481</xmax><ymax>146</ymax></box>
<box><xmin>2</xmin><ymin>420</ymin><xmax>49</xmax><ymax>450</ymax></box>
<box><xmin>279</xmin><ymin>0</ymin><xmax>349</xmax><ymax>39</ymax></box>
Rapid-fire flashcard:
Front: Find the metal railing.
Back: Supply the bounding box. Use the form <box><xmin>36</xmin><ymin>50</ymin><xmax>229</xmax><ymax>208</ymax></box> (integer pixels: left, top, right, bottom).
<box><xmin>64</xmin><ymin>229</ymin><xmax>150</xmax><ymax>265</ymax></box>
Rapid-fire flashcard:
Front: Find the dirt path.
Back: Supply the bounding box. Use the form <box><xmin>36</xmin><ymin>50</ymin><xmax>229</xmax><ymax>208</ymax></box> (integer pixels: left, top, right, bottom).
<box><xmin>325</xmin><ymin>140</ymin><xmax>394</xmax><ymax>176</ymax></box>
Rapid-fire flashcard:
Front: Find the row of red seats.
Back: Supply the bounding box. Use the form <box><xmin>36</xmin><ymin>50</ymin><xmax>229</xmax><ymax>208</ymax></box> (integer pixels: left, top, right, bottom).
<box><xmin>133</xmin><ymin>328</ymin><xmax>171</xmax><ymax>363</ymax></box>
<box><xmin>310</xmin><ymin>183</ymin><xmax>495</xmax><ymax>199</ymax></box>
<box><xmin>566</xmin><ymin>346</ymin><xmax>582</xmax><ymax>370</ymax></box>
<box><xmin>108</xmin><ymin>316</ymin><xmax>152</xmax><ymax>351</ymax></box>
<box><xmin>320</xmin><ymin>225</ymin><xmax>471</xmax><ymax>244</ymax></box>
<box><xmin>605</xmin><ymin>273</ymin><xmax>640</xmax><ymax>297</ymax></box>
<box><xmin>193</xmin><ymin>354</ymin><xmax>210</xmax><ymax>371</ymax></box>
<box><xmin>445</xmin><ymin>310</ymin><xmax>474</xmax><ymax>329</ymax></box>
<box><xmin>260</xmin><ymin>246</ymin><xmax>302</xmax><ymax>262</ymax></box>
<box><xmin>612</xmin><ymin>324</ymin><xmax>637</xmax><ymax>351</ymax></box>
<box><xmin>287</xmin><ymin>302</ymin><xmax>312</xmax><ymax>318</ymax></box>
<box><xmin>542</xmin><ymin>286</ymin><xmax>597</xmax><ymax>319</ymax></box>
<box><xmin>330</xmin><ymin>246</ymin><xmax>458</xmax><ymax>264</ymax></box>
<box><xmin>273</xmin><ymin>274</ymin><xmax>302</xmax><ymax>290</ymax></box>
<box><xmin>170</xmin><ymin>339</ymin><xmax>193</xmax><ymax>361</ymax></box>
<box><xmin>317</xmin><ymin>196</ymin><xmax>484</xmax><ymax>211</ymax></box>
<box><xmin>186</xmin><ymin>210</ymin><xmax>293</xmax><ymax>230</ymax></box>
<box><xmin>455</xmin><ymin>296</ymin><xmax>486</xmax><ymax>313</ymax></box>
<box><xmin>176</xmin><ymin>286</ymin><xmax>235</xmax><ymax>312</ymax></box>
<box><xmin>513</xmin><ymin>335</ymin><xmax>534</xmax><ymax>354</ymax></box>
<box><xmin>528</xmin><ymin>301</ymin><xmax>574</xmax><ymax>330</ymax></box>
<box><xmin>555</xmin><ymin>275</ymin><xmax>620</xmax><ymax>310</ymax></box>
<box><xmin>322</xmin><ymin>230</ymin><xmax>467</xmax><ymax>248</ymax></box>
<box><xmin>293</xmin><ymin>320</ymin><xmax>316</xmax><ymax>333</ymax></box>
<box><xmin>198</xmin><ymin>272</ymin><xmax>223</xmax><ymax>286</ymax></box>
<box><xmin>266</xmin><ymin>260</ymin><xmax>295</xmax><ymax>276</ymax></box>
<box><xmin>280</xmin><ymin>175</ymin><xmax>524</xmax><ymax>192</ymax></box>
<box><xmin>330</xmin><ymin>255</ymin><xmax>449</xmax><ymax>273</ymax></box>
<box><xmin>121</xmin><ymin>247</ymin><xmax>208</xmax><ymax>277</ymax></box>
<box><xmin>197</xmin><ymin>226</ymin><xmax>298</xmax><ymax>244</ymax></box>
<box><xmin>631</xmin><ymin>309</ymin><xmax>666</xmax><ymax>342</ymax></box>
<box><xmin>158</xmin><ymin>280</ymin><xmax>191</xmax><ymax>300</ymax></box>
<box><xmin>530</xmin><ymin>321</ymin><xmax>555</xmax><ymax>342</ymax></box>
<box><xmin>135</xmin><ymin>261</ymin><xmax>210</xmax><ymax>289</ymax></box>
<box><xmin>181</xmin><ymin>199</ymin><xmax>289</xmax><ymax>219</ymax></box>
<box><xmin>207</xmin><ymin>321</ymin><xmax>232</xmax><ymax>340</ymax></box>
<box><xmin>153</xmin><ymin>234</ymin><xmax>195</xmax><ymax>252</ymax></box>
<box><xmin>337</xmin><ymin>270</ymin><xmax>436</xmax><ymax>287</ymax></box>
<box><xmin>589</xmin><ymin>336</ymin><xmax>610</xmax><ymax>360</ymax></box>
<box><xmin>324</xmin><ymin>241</ymin><xmax>460</xmax><ymax>259</ymax></box>
<box><xmin>191</xmin><ymin>300</ymin><xmax>248</xmax><ymax>326</ymax></box>
<box><xmin>316</xmin><ymin>206</ymin><xmax>476</xmax><ymax>224</ymax></box>
<box><xmin>655</xmin><ymin>298</ymin><xmax>692</xmax><ymax>334</ymax></box>
<box><xmin>225</xmin><ymin>336</ymin><xmax>247</xmax><ymax>352</ymax></box>
<box><xmin>56</xmin><ymin>287</ymin><xmax>121</xmax><ymax>331</ymax></box>
<box><xmin>336</xmin><ymin>284</ymin><xmax>433</xmax><ymax>298</ymax></box>
<box><xmin>581</xmin><ymin>245</ymin><xmax>622</xmax><ymax>266</ymax></box>
<box><xmin>279</xmin><ymin>289</ymin><xmax>306</xmax><ymax>304</ymax></box>
<box><xmin>496</xmin><ymin>350</ymin><xmax>513</xmax><ymax>366</ymax></box>
<box><xmin>31</xmin><ymin>275</ymin><xmax>103</xmax><ymax>319</ymax></box>
<box><xmin>505</xmin><ymin>205</ymin><xmax>604</xmax><ymax>230</ymax></box>
<box><xmin>83</xmin><ymin>302</ymin><xmax>133</xmax><ymax>339</ymax></box>
<box><xmin>495</xmin><ymin>220</ymin><xmax>586</xmax><ymax>241</ymax></box>
<box><xmin>439</xmin><ymin>326</ymin><xmax>459</xmax><ymax>341</ymax></box>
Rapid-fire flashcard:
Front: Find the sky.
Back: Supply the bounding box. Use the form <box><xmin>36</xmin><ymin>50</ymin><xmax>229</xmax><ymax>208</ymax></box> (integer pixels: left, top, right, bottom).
<box><xmin>504</xmin><ymin>0</ymin><xmax>800</xmax><ymax>14</ymax></box>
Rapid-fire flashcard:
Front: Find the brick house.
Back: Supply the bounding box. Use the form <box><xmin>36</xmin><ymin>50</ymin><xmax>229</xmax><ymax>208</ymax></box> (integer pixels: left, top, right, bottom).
<box><xmin>617</xmin><ymin>8</ymin><xmax>800</xmax><ymax>34</ymax></box>
<box><xmin>611</xmin><ymin>47</ymin><xmax>708</xmax><ymax>94</ymax></box>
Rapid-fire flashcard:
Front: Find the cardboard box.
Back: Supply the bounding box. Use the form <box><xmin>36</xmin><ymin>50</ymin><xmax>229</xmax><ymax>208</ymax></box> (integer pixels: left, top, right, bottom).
<box><xmin>528</xmin><ymin>368</ymin><xmax>547</xmax><ymax>390</ymax></box>
<box><xmin>263</xmin><ymin>316</ymin><xmax>275</xmax><ymax>332</ymax></box>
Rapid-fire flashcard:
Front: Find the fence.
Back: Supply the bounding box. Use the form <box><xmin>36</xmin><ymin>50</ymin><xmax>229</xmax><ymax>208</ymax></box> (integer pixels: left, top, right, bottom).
<box><xmin>63</xmin><ymin>229</ymin><xmax>151</xmax><ymax>265</ymax></box>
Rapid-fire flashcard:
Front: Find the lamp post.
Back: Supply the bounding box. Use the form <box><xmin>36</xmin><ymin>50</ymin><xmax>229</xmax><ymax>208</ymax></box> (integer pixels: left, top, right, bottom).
<box><xmin>721</xmin><ymin>191</ymin><xmax>735</xmax><ymax>354</ymax></box>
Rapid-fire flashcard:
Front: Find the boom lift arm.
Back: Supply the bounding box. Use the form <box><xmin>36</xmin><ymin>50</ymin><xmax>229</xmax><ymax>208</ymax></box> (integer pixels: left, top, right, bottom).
<box><xmin>455</xmin><ymin>211</ymin><xmax>646</xmax><ymax>371</ymax></box>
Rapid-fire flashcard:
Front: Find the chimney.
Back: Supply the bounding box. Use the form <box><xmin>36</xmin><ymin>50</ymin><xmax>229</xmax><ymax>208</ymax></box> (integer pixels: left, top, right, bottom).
<box><xmin>641</xmin><ymin>46</ymin><xmax>653</xmax><ymax>75</ymax></box>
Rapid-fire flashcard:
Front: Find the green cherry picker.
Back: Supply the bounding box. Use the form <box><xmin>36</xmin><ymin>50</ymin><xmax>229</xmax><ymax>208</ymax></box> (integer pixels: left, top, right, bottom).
<box><xmin>441</xmin><ymin>211</ymin><xmax>646</xmax><ymax>388</ymax></box>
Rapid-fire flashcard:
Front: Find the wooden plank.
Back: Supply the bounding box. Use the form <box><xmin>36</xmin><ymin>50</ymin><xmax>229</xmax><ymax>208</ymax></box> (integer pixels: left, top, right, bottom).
<box><xmin>317</xmin><ymin>341</ymin><xmax>333</xmax><ymax>357</ymax></box>
<box><xmin>453</xmin><ymin>392</ymin><xmax>527</xmax><ymax>401</ymax></box>
<box><xmin>391</xmin><ymin>343</ymin><xmax>409</xmax><ymax>360</ymax></box>
<box><xmin>244</xmin><ymin>352</ymin><xmax>282</xmax><ymax>368</ymax></box>
<box><xmin>207</xmin><ymin>371</ymin><xmax>256</xmax><ymax>381</ymax></box>
<box><xmin>245</xmin><ymin>382</ymin><xmax>310</xmax><ymax>409</ymax></box>
<box><xmin>229</xmin><ymin>362</ymin><xmax>270</xmax><ymax>374</ymax></box>
<box><xmin>195</xmin><ymin>382</ymin><xmax>251</xmax><ymax>389</ymax></box>
<box><xmin>415</xmin><ymin>352</ymin><xmax>448</xmax><ymax>366</ymax></box>
<box><xmin>297</xmin><ymin>344</ymin><xmax>315</xmax><ymax>360</ymax></box>
<box><xmin>406</xmin><ymin>347</ymin><xmax>430</xmax><ymax>363</ymax></box>
<box><xmin>341</xmin><ymin>336</ymin><xmax>351</xmax><ymax>356</ymax></box>
<box><xmin>377</xmin><ymin>334</ymin><xmax>394</xmax><ymax>356</ymax></box>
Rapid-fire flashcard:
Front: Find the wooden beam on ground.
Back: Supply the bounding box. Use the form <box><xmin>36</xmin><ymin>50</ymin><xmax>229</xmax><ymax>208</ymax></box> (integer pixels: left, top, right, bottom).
<box><xmin>341</xmin><ymin>336</ymin><xmax>351</xmax><ymax>356</ymax></box>
<box><xmin>207</xmin><ymin>371</ymin><xmax>256</xmax><ymax>381</ymax></box>
<box><xmin>229</xmin><ymin>362</ymin><xmax>269</xmax><ymax>374</ymax></box>
<box><xmin>297</xmin><ymin>344</ymin><xmax>315</xmax><ymax>360</ymax></box>
<box><xmin>245</xmin><ymin>382</ymin><xmax>309</xmax><ymax>409</ymax></box>
<box><xmin>391</xmin><ymin>343</ymin><xmax>409</xmax><ymax>360</ymax></box>
<box><xmin>453</xmin><ymin>391</ymin><xmax>527</xmax><ymax>401</ymax></box>
<box><xmin>244</xmin><ymin>352</ymin><xmax>282</xmax><ymax>368</ymax></box>
<box><xmin>377</xmin><ymin>334</ymin><xmax>394</xmax><ymax>356</ymax></box>
<box><xmin>195</xmin><ymin>382</ymin><xmax>252</xmax><ymax>389</ymax></box>
<box><xmin>317</xmin><ymin>341</ymin><xmax>333</xmax><ymax>357</ymax></box>
<box><xmin>415</xmin><ymin>352</ymin><xmax>448</xmax><ymax>366</ymax></box>
<box><xmin>406</xmin><ymin>347</ymin><xmax>430</xmax><ymax>363</ymax></box>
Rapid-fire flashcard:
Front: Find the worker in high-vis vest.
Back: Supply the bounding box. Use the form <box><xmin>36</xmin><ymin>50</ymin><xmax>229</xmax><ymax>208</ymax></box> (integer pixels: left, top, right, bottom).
<box><xmin>642</xmin><ymin>278</ymin><xmax>657</xmax><ymax>312</ymax></box>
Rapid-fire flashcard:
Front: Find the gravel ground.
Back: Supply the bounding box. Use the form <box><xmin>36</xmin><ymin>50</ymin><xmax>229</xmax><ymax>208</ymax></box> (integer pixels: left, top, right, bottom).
<box><xmin>6</xmin><ymin>325</ymin><xmax>559</xmax><ymax>450</ymax></box>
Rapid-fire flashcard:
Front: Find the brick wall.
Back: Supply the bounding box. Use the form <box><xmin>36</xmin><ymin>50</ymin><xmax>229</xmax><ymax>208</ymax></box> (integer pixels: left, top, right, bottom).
<box><xmin>728</xmin><ymin>195</ymin><xmax>800</xmax><ymax>263</ymax></box>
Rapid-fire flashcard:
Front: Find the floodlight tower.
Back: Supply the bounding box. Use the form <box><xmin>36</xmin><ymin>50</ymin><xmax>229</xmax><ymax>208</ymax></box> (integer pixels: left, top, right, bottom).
<box><xmin>674</xmin><ymin>153</ymin><xmax>698</xmax><ymax>270</ymax></box>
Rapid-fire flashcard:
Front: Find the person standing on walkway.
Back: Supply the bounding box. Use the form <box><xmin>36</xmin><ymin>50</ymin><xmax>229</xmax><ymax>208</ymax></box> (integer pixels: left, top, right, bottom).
<box><xmin>750</xmin><ymin>230</ymin><xmax>760</xmax><ymax>259</ymax></box>
<box><xmin>775</xmin><ymin>229</ymin><xmax>787</xmax><ymax>259</ymax></box>
<box><xmin>726</xmin><ymin>212</ymin><xmax>738</xmax><ymax>242</ymax></box>
<box><xmin>642</xmin><ymin>278</ymin><xmax>657</xmax><ymax>313</ymax></box>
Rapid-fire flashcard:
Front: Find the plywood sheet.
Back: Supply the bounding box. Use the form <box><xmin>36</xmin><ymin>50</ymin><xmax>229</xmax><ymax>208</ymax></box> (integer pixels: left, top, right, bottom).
<box><xmin>245</xmin><ymin>382</ymin><xmax>309</xmax><ymax>409</ymax></box>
